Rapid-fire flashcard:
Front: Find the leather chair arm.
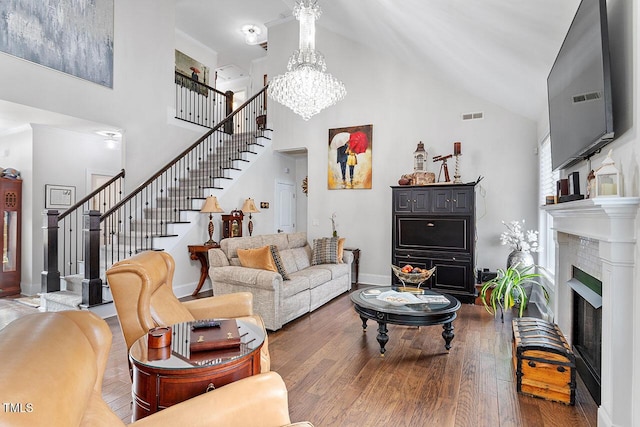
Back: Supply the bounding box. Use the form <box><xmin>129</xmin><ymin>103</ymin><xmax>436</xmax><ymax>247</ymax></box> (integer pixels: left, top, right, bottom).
<box><xmin>129</xmin><ymin>372</ymin><xmax>307</xmax><ymax>427</ymax></box>
<box><xmin>182</xmin><ymin>291</ymin><xmax>253</xmax><ymax>319</ymax></box>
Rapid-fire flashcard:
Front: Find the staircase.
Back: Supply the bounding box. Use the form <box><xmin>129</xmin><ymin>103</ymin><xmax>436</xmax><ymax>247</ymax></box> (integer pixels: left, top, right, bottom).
<box><xmin>41</xmin><ymin>77</ymin><xmax>269</xmax><ymax>313</ymax></box>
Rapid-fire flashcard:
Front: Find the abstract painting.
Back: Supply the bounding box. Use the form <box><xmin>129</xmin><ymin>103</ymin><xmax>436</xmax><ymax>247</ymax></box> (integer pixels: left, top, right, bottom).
<box><xmin>328</xmin><ymin>124</ymin><xmax>373</xmax><ymax>190</ymax></box>
<box><xmin>0</xmin><ymin>0</ymin><xmax>114</xmax><ymax>87</ymax></box>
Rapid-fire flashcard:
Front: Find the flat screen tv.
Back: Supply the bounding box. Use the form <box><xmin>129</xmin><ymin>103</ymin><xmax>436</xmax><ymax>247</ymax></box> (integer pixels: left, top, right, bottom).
<box><xmin>547</xmin><ymin>0</ymin><xmax>614</xmax><ymax>171</ymax></box>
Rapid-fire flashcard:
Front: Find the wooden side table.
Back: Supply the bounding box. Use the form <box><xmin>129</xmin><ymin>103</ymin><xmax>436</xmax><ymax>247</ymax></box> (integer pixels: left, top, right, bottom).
<box><xmin>188</xmin><ymin>244</ymin><xmax>219</xmax><ymax>296</ymax></box>
<box><xmin>129</xmin><ymin>320</ymin><xmax>264</xmax><ymax>421</ymax></box>
<box><xmin>344</xmin><ymin>247</ymin><xmax>360</xmax><ymax>286</ymax></box>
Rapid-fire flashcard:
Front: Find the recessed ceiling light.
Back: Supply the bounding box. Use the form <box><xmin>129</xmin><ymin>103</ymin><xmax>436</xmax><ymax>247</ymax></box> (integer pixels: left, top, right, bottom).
<box><xmin>241</xmin><ymin>24</ymin><xmax>261</xmax><ymax>45</ymax></box>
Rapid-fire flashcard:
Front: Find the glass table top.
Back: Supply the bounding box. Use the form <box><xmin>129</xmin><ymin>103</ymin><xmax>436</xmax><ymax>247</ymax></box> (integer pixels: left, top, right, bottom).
<box><xmin>129</xmin><ymin>319</ymin><xmax>265</xmax><ymax>370</ymax></box>
<box><xmin>351</xmin><ymin>287</ymin><xmax>460</xmax><ymax>316</ymax></box>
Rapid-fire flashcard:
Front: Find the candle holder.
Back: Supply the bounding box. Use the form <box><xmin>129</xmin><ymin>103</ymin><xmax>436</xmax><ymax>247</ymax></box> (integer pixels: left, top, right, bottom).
<box><xmin>453</xmin><ymin>155</ymin><xmax>462</xmax><ymax>183</ymax></box>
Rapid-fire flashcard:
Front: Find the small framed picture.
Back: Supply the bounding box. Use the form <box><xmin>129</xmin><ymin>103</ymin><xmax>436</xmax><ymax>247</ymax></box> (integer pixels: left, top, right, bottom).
<box><xmin>45</xmin><ymin>184</ymin><xmax>76</xmax><ymax>210</ymax></box>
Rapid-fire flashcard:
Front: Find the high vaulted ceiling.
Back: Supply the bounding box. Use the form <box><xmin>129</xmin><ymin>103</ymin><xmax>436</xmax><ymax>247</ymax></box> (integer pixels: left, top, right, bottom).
<box><xmin>176</xmin><ymin>0</ymin><xmax>581</xmax><ymax>121</ymax></box>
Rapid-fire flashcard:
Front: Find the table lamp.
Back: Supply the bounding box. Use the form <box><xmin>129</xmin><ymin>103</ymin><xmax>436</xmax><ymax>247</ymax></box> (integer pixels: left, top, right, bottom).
<box><xmin>200</xmin><ymin>196</ymin><xmax>224</xmax><ymax>245</ymax></box>
<box><xmin>241</xmin><ymin>198</ymin><xmax>260</xmax><ymax>236</ymax></box>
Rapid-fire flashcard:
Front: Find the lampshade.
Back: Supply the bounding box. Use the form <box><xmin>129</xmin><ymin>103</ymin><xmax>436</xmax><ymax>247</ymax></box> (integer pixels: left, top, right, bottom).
<box><xmin>201</xmin><ymin>196</ymin><xmax>224</xmax><ymax>213</ymax></box>
<box><xmin>241</xmin><ymin>198</ymin><xmax>260</xmax><ymax>236</ymax></box>
<box><xmin>241</xmin><ymin>198</ymin><xmax>260</xmax><ymax>214</ymax></box>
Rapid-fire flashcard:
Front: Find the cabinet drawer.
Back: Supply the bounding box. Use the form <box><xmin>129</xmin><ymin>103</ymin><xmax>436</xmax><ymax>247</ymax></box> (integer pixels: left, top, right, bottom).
<box><xmin>431</xmin><ymin>257</ymin><xmax>473</xmax><ymax>293</ymax></box>
<box><xmin>157</xmin><ymin>358</ymin><xmax>255</xmax><ymax>408</ymax></box>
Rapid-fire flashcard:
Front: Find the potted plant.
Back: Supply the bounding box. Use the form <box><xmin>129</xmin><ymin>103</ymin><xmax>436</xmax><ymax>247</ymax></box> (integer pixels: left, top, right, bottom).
<box><xmin>480</xmin><ymin>263</ymin><xmax>547</xmax><ymax>322</ymax></box>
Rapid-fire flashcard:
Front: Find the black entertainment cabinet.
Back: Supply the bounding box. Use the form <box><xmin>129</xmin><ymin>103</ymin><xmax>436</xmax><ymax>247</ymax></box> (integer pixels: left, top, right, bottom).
<box><xmin>391</xmin><ymin>183</ymin><xmax>477</xmax><ymax>303</ymax></box>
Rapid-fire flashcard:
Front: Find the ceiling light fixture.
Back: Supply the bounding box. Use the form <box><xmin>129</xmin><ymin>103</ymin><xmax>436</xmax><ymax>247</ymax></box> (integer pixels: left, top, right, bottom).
<box><xmin>241</xmin><ymin>24</ymin><xmax>261</xmax><ymax>45</ymax></box>
<box><xmin>96</xmin><ymin>130</ymin><xmax>122</xmax><ymax>150</ymax></box>
<box><xmin>268</xmin><ymin>0</ymin><xmax>346</xmax><ymax>121</ymax></box>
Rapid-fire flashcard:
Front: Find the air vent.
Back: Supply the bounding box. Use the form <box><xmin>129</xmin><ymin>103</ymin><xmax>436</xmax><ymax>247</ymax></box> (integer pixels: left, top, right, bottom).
<box><xmin>573</xmin><ymin>91</ymin><xmax>602</xmax><ymax>104</ymax></box>
<box><xmin>461</xmin><ymin>112</ymin><xmax>484</xmax><ymax>121</ymax></box>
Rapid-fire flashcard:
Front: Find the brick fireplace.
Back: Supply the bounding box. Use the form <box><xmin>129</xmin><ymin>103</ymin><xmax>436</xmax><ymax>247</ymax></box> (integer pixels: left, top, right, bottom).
<box><xmin>545</xmin><ymin>197</ymin><xmax>639</xmax><ymax>427</ymax></box>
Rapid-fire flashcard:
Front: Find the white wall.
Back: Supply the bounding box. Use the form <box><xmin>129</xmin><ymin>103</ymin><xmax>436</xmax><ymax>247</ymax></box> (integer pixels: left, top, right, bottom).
<box><xmin>266</xmin><ymin>19</ymin><xmax>539</xmax><ymax>284</ymax></box>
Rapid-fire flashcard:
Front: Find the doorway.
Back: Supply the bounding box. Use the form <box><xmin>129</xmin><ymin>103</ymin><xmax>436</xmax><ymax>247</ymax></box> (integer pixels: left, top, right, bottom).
<box><xmin>275</xmin><ymin>181</ymin><xmax>295</xmax><ymax>233</ymax></box>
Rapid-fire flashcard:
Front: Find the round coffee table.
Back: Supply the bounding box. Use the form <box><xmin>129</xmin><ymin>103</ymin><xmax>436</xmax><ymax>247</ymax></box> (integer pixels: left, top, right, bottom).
<box><xmin>129</xmin><ymin>319</ymin><xmax>265</xmax><ymax>420</ymax></box>
<box><xmin>351</xmin><ymin>287</ymin><xmax>461</xmax><ymax>356</ymax></box>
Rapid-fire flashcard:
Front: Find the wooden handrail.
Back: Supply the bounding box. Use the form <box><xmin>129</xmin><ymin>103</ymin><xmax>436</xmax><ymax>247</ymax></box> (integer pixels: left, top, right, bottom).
<box><xmin>58</xmin><ymin>169</ymin><xmax>125</xmax><ymax>221</ymax></box>
<box><xmin>175</xmin><ymin>71</ymin><xmax>227</xmax><ymax>98</ymax></box>
<box><xmin>101</xmin><ymin>85</ymin><xmax>268</xmax><ymax>220</ymax></box>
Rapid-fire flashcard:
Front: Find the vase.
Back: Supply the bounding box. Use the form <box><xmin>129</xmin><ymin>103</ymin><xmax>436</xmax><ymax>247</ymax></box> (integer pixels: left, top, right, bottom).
<box><xmin>507</xmin><ymin>250</ymin><xmax>534</xmax><ymax>269</ymax></box>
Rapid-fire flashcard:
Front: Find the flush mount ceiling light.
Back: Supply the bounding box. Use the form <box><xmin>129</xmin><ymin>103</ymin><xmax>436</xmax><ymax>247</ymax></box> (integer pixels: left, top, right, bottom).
<box><xmin>241</xmin><ymin>24</ymin><xmax>261</xmax><ymax>45</ymax></box>
<box><xmin>268</xmin><ymin>0</ymin><xmax>346</xmax><ymax>121</ymax></box>
<box><xmin>95</xmin><ymin>130</ymin><xmax>122</xmax><ymax>150</ymax></box>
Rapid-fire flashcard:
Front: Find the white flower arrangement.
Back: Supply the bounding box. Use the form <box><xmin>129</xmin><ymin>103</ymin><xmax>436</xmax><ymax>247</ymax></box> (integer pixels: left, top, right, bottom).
<box><xmin>500</xmin><ymin>220</ymin><xmax>540</xmax><ymax>253</ymax></box>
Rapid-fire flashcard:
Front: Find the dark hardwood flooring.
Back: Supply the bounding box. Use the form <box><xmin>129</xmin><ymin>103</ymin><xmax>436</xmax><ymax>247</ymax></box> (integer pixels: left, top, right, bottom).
<box><xmin>1</xmin><ymin>290</ymin><xmax>597</xmax><ymax>426</ymax></box>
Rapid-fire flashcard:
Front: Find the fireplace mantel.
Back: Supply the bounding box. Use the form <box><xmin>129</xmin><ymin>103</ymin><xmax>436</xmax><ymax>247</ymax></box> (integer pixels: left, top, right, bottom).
<box><xmin>542</xmin><ymin>196</ymin><xmax>639</xmax><ymax>427</ymax></box>
<box><xmin>543</xmin><ymin>196</ymin><xmax>640</xmax><ymax>243</ymax></box>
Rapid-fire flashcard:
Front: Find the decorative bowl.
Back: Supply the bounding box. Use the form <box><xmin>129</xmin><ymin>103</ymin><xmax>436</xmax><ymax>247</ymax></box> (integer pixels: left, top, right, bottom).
<box><xmin>391</xmin><ymin>265</ymin><xmax>436</xmax><ymax>285</ymax></box>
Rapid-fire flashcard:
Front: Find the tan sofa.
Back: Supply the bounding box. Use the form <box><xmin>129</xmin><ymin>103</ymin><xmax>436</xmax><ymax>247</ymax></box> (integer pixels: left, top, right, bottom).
<box><xmin>0</xmin><ymin>311</ymin><xmax>312</xmax><ymax>427</ymax></box>
<box><xmin>208</xmin><ymin>232</ymin><xmax>352</xmax><ymax>331</ymax></box>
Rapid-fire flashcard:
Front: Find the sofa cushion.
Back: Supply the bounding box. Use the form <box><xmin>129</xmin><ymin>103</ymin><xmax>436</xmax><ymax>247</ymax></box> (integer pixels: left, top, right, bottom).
<box><xmin>311</xmin><ymin>237</ymin><xmax>339</xmax><ymax>265</ymax></box>
<box><xmin>262</xmin><ymin>233</ymin><xmax>289</xmax><ymax>250</ymax></box>
<box><xmin>237</xmin><ymin>246</ymin><xmax>278</xmax><ymax>273</ymax></box>
<box><xmin>281</xmin><ymin>276</ymin><xmax>310</xmax><ymax>297</ymax></box>
<box><xmin>269</xmin><ymin>245</ymin><xmax>290</xmax><ymax>280</ymax></box>
<box><xmin>290</xmin><ymin>268</ymin><xmax>332</xmax><ymax>289</ymax></box>
<box><xmin>287</xmin><ymin>232</ymin><xmax>308</xmax><ymax>249</ymax></box>
<box><xmin>308</xmin><ymin>263</ymin><xmax>351</xmax><ymax>280</ymax></box>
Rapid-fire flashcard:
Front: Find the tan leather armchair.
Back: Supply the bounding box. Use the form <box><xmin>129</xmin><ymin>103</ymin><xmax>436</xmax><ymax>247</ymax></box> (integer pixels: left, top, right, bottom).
<box><xmin>106</xmin><ymin>250</ymin><xmax>269</xmax><ymax>373</ymax></box>
<box><xmin>0</xmin><ymin>311</ymin><xmax>311</xmax><ymax>427</ymax></box>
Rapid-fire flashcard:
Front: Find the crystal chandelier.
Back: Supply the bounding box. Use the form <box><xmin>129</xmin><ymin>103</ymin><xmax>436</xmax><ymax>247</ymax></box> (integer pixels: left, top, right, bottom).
<box><xmin>269</xmin><ymin>0</ymin><xmax>346</xmax><ymax>121</ymax></box>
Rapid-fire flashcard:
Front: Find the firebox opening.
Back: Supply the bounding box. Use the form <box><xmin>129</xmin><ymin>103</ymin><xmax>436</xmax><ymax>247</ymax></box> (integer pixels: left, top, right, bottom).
<box><xmin>568</xmin><ymin>266</ymin><xmax>602</xmax><ymax>405</ymax></box>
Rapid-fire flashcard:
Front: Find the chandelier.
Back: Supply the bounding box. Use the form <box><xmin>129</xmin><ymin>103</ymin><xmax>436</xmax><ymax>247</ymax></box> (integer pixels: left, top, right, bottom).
<box><xmin>269</xmin><ymin>0</ymin><xmax>346</xmax><ymax>121</ymax></box>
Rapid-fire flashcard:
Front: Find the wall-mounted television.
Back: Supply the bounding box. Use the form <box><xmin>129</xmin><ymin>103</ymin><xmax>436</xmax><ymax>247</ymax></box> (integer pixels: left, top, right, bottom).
<box><xmin>547</xmin><ymin>0</ymin><xmax>614</xmax><ymax>171</ymax></box>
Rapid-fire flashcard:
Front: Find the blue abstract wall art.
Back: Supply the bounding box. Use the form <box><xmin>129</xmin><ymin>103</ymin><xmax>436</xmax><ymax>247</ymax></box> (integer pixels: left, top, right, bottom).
<box><xmin>0</xmin><ymin>0</ymin><xmax>114</xmax><ymax>88</ymax></box>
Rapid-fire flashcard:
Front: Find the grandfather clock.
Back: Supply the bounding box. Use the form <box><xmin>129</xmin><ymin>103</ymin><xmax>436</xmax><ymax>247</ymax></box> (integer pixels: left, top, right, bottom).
<box><xmin>222</xmin><ymin>210</ymin><xmax>243</xmax><ymax>238</ymax></box>
<box><xmin>0</xmin><ymin>178</ymin><xmax>21</xmax><ymax>297</ymax></box>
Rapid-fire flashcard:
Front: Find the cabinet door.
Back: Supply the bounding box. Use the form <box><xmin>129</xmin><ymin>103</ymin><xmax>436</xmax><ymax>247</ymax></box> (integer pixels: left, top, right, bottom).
<box><xmin>451</xmin><ymin>188</ymin><xmax>473</xmax><ymax>213</ymax></box>
<box><xmin>393</xmin><ymin>188</ymin><xmax>413</xmax><ymax>212</ymax></box>
<box><xmin>431</xmin><ymin>189</ymin><xmax>452</xmax><ymax>212</ymax></box>
<box><xmin>411</xmin><ymin>190</ymin><xmax>430</xmax><ymax>211</ymax></box>
<box><xmin>431</xmin><ymin>188</ymin><xmax>473</xmax><ymax>213</ymax></box>
<box><xmin>430</xmin><ymin>255</ymin><xmax>472</xmax><ymax>294</ymax></box>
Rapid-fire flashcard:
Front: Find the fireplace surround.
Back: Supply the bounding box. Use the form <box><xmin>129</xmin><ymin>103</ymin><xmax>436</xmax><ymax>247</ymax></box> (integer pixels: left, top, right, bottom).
<box><xmin>544</xmin><ymin>197</ymin><xmax>639</xmax><ymax>427</ymax></box>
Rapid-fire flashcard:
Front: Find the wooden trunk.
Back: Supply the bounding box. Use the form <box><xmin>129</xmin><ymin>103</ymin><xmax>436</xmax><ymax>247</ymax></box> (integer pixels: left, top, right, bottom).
<box><xmin>512</xmin><ymin>317</ymin><xmax>576</xmax><ymax>405</ymax></box>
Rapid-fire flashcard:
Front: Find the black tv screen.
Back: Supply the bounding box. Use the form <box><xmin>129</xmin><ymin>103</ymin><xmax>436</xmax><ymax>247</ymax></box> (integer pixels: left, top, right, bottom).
<box><xmin>547</xmin><ymin>0</ymin><xmax>614</xmax><ymax>171</ymax></box>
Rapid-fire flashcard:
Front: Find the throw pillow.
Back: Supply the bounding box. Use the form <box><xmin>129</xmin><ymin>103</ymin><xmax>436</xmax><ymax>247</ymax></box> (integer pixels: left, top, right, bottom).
<box><xmin>237</xmin><ymin>246</ymin><xmax>278</xmax><ymax>272</ymax></box>
<box><xmin>337</xmin><ymin>237</ymin><xmax>346</xmax><ymax>263</ymax></box>
<box><xmin>311</xmin><ymin>237</ymin><xmax>339</xmax><ymax>265</ymax></box>
<box><xmin>269</xmin><ymin>245</ymin><xmax>290</xmax><ymax>280</ymax></box>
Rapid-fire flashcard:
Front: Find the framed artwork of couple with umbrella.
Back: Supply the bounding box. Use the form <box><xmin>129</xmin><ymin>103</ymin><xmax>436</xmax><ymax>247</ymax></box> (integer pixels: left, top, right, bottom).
<box><xmin>328</xmin><ymin>124</ymin><xmax>373</xmax><ymax>190</ymax></box>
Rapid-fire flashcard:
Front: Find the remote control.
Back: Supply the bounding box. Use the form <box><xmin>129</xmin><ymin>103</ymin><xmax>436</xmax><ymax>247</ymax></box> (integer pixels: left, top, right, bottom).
<box><xmin>191</xmin><ymin>320</ymin><xmax>221</xmax><ymax>330</ymax></box>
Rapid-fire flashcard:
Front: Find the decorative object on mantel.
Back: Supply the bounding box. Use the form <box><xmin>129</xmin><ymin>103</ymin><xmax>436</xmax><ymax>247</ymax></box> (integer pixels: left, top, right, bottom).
<box><xmin>594</xmin><ymin>149</ymin><xmax>621</xmax><ymax>197</ymax></box>
<box><xmin>268</xmin><ymin>0</ymin><xmax>346</xmax><ymax>120</ymax></box>
<box><xmin>500</xmin><ymin>220</ymin><xmax>540</xmax><ymax>269</ymax></box>
<box><xmin>241</xmin><ymin>198</ymin><xmax>260</xmax><ymax>236</ymax></box>
<box><xmin>453</xmin><ymin>142</ymin><xmax>462</xmax><ymax>184</ymax></box>
<box><xmin>413</xmin><ymin>142</ymin><xmax>427</xmax><ymax>172</ymax></box>
<box><xmin>433</xmin><ymin>154</ymin><xmax>452</xmax><ymax>182</ymax></box>
<box><xmin>302</xmin><ymin>176</ymin><xmax>308</xmax><ymax>195</ymax></box>
<box><xmin>586</xmin><ymin>169</ymin><xmax>596</xmax><ymax>198</ymax></box>
<box><xmin>397</xmin><ymin>172</ymin><xmax>436</xmax><ymax>186</ymax></box>
<box><xmin>559</xmin><ymin>171</ymin><xmax>584</xmax><ymax>203</ymax></box>
<box><xmin>200</xmin><ymin>196</ymin><xmax>224</xmax><ymax>245</ymax></box>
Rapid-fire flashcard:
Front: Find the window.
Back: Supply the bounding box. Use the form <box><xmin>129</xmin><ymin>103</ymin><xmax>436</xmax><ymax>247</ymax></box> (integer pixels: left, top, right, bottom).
<box><xmin>538</xmin><ymin>136</ymin><xmax>558</xmax><ymax>275</ymax></box>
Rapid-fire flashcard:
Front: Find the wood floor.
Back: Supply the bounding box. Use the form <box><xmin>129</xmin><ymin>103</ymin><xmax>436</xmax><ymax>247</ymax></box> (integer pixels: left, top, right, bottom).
<box><xmin>1</xmin><ymin>290</ymin><xmax>598</xmax><ymax>426</ymax></box>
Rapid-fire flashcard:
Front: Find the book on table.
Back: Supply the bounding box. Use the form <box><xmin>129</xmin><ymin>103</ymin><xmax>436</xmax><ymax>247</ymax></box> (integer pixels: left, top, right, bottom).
<box><xmin>189</xmin><ymin>319</ymin><xmax>241</xmax><ymax>352</ymax></box>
